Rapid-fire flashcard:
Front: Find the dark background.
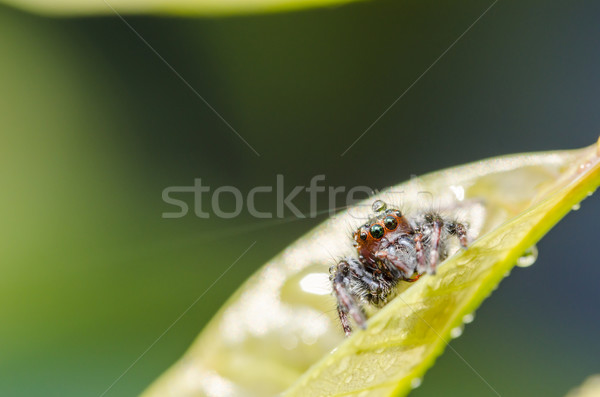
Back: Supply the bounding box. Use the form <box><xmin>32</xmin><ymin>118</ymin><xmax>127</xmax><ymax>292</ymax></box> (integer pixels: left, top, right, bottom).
<box><xmin>1</xmin><ymin>0</ymin><xmax>599</xmax><ymax>396</ymax></box>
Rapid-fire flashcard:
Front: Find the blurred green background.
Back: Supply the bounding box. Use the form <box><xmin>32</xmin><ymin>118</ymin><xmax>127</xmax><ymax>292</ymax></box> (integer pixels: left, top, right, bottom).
<box><xmin>1</xmin><ymin>0</ymin><xmax>599</xmax><ymax>396</ymax></box>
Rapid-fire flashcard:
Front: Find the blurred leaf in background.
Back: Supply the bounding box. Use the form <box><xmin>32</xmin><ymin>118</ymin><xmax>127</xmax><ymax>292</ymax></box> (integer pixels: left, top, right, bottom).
<box><xmin>0</xmin><ymin>0</ymin><xmax>366</xmax><ymax>16</ymax></box>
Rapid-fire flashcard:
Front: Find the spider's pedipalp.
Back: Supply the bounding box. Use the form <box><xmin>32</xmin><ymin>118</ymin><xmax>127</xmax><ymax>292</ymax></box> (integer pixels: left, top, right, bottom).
<box><xmin>375</xmin><ymin>249</ymin><xmax>411</xmax><ymax>276</ymax></box>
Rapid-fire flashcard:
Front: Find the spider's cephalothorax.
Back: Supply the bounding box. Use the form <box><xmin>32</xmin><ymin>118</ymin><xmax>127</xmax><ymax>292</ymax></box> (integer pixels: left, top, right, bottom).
<box><xmin>329</xmin><ymin>200</ymin><xmax>469</xmax><ymax>336</ymax></box>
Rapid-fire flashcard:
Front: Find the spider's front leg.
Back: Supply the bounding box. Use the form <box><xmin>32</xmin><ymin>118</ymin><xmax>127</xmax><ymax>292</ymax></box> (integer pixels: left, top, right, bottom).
<box><xmin>427</xmin><ymin>215</ymin><xmax>444</xmax><ymax>274</ymax></box>
<box><xmin>424</xmin><ymin>215</ymin><xmax>469</xmax><ymax>274</ymax></box>
<box><xmin>414</xmin><ymin>231</ymin><xmax>427</xmax><ymax>275</ymax></box>
<box><xmin>330</xmin><ymin>259</ymin><xmax>368</xmax><ymax>336</ymax></box>
<box><xmin>448</xmin><ymin>221</ymin><xmax>469</xmax><ymax>248</ymax></box>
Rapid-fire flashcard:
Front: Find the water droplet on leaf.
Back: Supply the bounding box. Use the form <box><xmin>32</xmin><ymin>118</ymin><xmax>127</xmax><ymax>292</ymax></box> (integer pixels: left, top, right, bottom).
<box><xmin>372</xmin><ymin>200</ymin><xmax>387</xmax><ymax>213</ymax></box>
<box><xmin>462</xmin><ymin>313</ymin><xmax>475</xmax><ymax>324</ymax></box>
<box><xmin>450</xmin><ymin>325</ymin><xmax>464</xmax><ymax>339</ymax></box>
<box><xmin>411</xmin><ymin>377</ymin><xmax>422</xmax><ymax>389</ymax></box>
<box><xmin>333</xmin><ymin>356</ymin><xmax>350</xmax><ymax>375</ymax></box>
<box><xmin>516</xmin><ymin>245</ymin><xmax>538</xmax><ymax>268</ymax></box>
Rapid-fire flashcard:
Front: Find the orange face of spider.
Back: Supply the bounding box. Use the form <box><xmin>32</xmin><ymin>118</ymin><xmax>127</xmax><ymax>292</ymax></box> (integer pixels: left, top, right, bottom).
<box><xmin>353</xmin><ymin>209</ymin><xmax>412</xmax><ymax>262</ymax></box>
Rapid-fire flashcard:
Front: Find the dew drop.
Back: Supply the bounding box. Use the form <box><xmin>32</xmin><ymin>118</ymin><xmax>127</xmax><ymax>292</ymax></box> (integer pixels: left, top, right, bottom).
<box><xmin>462</xmin><ymin>313</ymin><xmax>475</xmax><ymax>324</ymax></box>
<box><xmin>516</xmin><ymin>245</ymin><xmax>538</xmax><ymax>268</ymax></box>
<box><xmin>578</xmin><ymin>161</ymin><xmax>592</xmax><ymax>173</ymax></box>
<box><xmin>372</xmin><ymin>200</ymin><xmax>387</xmax><ymax>213</ymax></box>
<box><xmin>344</xmin><ymin>375</ymin><xmax>353</xmax><ymax>384</ymax></box>
<box><xmin>333</xmin><ymin>356</ymin><xmax>350</xmax><ymax>375</ymax></box>
<box><xmin>382</xmin><ymin>355</ymin><xmax>397</xmax><ymax>372</ymax></box>
<box><xmin>365</xmin><ymin>373</ymin><xmax>376</xmax><ymax>383</ymax></box>
<box><xmin>411</xmin><ymin>377</ymin><xmax>423</xmax><ymax>389</ymax></box>
<box><xmin>572</xmin><ymin>203</ymin><xmax>581</xmax><ymax>211</ymax></box>
<box><xmin>449</xmin><ymin>185</ymin><xmax>465</xmax><ymax>201</ymax></box>
<box><xmin>450</xmin><ymin>325</ymin><xmax>464</xmax><ymax>339</ymax></box>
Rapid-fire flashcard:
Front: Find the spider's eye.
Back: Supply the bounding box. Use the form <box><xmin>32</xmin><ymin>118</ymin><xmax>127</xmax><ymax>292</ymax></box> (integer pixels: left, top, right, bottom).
<box><xmin>383</xmin><ymin>216</ymin><xmax>398</xmax><ymax>230</ymax></box>
<box><xmin>395</xmin><ymin>211</ymin><xmax>402</xmax><ymax>217</ymax></box>
<box><xmin>359</xmin><ymin>231</ymin><xmax>368</xmax><ymax>241</ymax></box>
<box><xmin>369</xmin><ymin>224</ymin><xmax>385</xmax><ymax>239</ymax></box>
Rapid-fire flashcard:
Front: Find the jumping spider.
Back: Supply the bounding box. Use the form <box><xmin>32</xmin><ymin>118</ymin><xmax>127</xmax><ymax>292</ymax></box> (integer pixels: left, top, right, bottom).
<box><xmin>329</xmin><ymin>200</ymin><xmax>468</xmax><ymax>336</ymax></box>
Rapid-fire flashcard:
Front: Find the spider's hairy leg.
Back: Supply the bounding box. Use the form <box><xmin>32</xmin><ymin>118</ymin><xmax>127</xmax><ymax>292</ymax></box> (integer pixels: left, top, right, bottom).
<box><xmin>448</xmin><ymin>221</ymin><xmax>469</xmax><ymax>248</ymax></box>
<box><xmin>428</xmin><ymin>217</ymin><xmax>444</xmax><ymax>274</ymax></box>
<box><xmin>331</xmin><ymin>260</ymin><xmax>367</xmax><ymax>336</ymax></box>
<box><xmin>336</xmin><ymin>305</ymin><xmax>353</xmax><ymax>336</ymax></box>
<box><xmin>414</xmin><ymin>231</ymin><xmax>426</xmax><ymax>274</ymax></box>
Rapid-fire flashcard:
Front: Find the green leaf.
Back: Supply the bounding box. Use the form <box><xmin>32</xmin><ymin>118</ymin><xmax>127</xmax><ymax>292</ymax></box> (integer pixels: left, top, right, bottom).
<box><xmin>0</xmin><ymin>0</ymin><xmax>366</xmax><ymax>16</ymax></box>
<box><xmin>142</xmin><ymin>140</ymin><xmax>600</xmax><ymax>397</ymax></box>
